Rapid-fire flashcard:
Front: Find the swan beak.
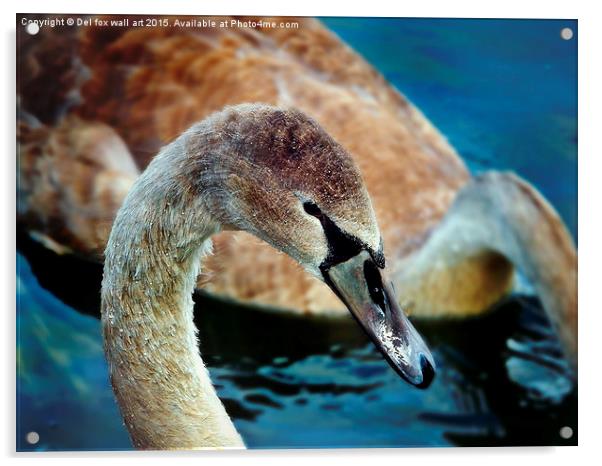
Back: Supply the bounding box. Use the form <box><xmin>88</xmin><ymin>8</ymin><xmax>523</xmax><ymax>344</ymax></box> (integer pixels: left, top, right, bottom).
<box><xmin>323</xmin><ymin>250</ymin><xmax>436</xmax><ymax>388</ymax></box>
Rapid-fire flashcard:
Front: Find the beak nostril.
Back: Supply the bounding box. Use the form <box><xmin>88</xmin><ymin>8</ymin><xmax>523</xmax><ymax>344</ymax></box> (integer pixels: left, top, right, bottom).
<box><xmin>415</xmin><ymin>354</ymin><xmax>435</xmax><ymax>389</ymax></box>
<box><xmin>363</xmin><ymin>259</ymin><xmax>387</xmax><ymax>314</ymax></box>
<box><xmin>323</xmin><ymin>250</ymin><xmax>436</xmax><ymax>390</ymax></box>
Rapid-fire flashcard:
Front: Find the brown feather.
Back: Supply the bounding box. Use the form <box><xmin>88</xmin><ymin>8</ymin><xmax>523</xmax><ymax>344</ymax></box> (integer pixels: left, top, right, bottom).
<box><xmin>17</xmin><ymin>14</ymin><xmax>576</xmax><ymax>355</ymax></box>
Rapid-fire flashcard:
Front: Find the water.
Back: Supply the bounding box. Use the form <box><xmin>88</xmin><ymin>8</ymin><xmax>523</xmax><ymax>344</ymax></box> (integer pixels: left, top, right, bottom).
<box><xmin>16</xmin><ymin>17</ymin><xmax>577</xmax><ymax>450</ymax></box>
<box><xmin>16</xmin><ymin>233</ymin><xmax>576</xmax><ymax>450</ymax></box>
<box><xmin>322</xmin><ymin>18</ymin><xmax>577</xmax><ymax>236</ymax></box>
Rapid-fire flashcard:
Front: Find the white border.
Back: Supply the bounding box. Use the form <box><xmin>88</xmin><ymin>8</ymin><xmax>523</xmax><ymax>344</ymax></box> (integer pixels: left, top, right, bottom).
<box><xmin>0</xmin><ymin>0</ymin><xmax>589</xmax><ymax>18</ymax></box>
<box><xmin>3</xmin><ymin>1</ymin><xmax>600</xmax><ymax>465</ymax></box>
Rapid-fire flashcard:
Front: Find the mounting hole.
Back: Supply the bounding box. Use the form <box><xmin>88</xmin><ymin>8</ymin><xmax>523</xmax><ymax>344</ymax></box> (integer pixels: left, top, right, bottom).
<box><xmin>26</xmin><ymin>431</ymin><xmax>40</xmax><ymax>444</ymax></box>
<box><xmin>560</xmin><ymin>27</ymin><xmax>573</xmax><ymax>40</ymax></box>
<box><xmin>559</xmin><ymin>426</ymin><xmax>573</xmax><ymax>439</ymax></box>
<box><xmin>25</xmin><ymin>22</ymin><xmax>40</xmax><ymax>35</ymax></box>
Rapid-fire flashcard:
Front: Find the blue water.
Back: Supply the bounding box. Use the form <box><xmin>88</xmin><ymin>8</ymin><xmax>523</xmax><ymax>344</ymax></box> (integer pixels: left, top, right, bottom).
<box><xmin>323</xmin><ymin>18</ymin><xmax>577</xmax><ymax>235</ymax></box>
<box><xmin>16</xmin><ymin>18</ymin><xmax>577</xmax><ymax>451</ymax></box>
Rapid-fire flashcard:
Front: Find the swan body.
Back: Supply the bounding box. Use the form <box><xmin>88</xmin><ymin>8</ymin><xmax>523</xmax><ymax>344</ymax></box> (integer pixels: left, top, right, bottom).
<box><xmin>18</xmin><ymin>16</ymin><xmax>576</xmax><ymax>367</ymax></box>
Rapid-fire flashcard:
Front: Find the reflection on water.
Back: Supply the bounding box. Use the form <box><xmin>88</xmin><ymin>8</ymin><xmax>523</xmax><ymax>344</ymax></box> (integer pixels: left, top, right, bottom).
<box><xmin>17</xmin><ymin>234</ymin><xmax>576</xmax><ymax>451</ymax></box>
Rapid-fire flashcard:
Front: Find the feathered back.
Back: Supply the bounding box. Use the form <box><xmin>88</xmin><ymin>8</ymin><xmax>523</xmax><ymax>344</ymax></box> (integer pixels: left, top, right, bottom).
<box><xmin>17</xmin><ymin>15</ymin><xmax>468</xmax><ymax>311</ymax></box>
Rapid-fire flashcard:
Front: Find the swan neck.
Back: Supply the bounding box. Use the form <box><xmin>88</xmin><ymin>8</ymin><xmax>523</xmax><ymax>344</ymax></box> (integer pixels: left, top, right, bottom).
<box><xmin>399</xmin><ymin>173</ymin><xmax>577</xmax><ymax>369</ymax></box>
<box><xmin>101</xmin><ymin>135</ymin><xmax>244</xmax><ymax>449</ymax></box>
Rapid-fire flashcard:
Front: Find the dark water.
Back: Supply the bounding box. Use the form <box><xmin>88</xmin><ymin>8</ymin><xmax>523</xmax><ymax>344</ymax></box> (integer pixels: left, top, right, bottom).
<box><xmin>16</xmin><ymin>18</ymin><xmax>577</xmax><ymax>451</ymax></box>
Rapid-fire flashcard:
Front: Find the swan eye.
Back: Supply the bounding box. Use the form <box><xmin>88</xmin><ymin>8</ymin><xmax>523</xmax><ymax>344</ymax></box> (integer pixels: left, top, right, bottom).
<box><xmin>302</xmin><ymin>200</ymin><xmax>364</xmax><ymax>271</ymax></box>
<box><xmin>303</xmin><ymin>201</ymin><xmax>322</xmax><ymax>217</ymax></box>
<box><xmin>303</xmin><ymin>200</ymin><xmax>385</xmax><ymax>270</ymax></box>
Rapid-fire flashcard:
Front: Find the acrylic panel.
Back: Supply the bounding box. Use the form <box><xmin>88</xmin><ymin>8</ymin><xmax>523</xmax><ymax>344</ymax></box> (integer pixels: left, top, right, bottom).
<box><xmin>16</xmin><ymin>14</ymin><xmax>577</xmax><ymax>451</ymax></box>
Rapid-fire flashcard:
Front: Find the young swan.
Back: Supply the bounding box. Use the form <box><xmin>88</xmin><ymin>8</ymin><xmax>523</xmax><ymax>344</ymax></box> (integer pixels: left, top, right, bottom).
<box><xmin>101</xmin><ymin>103</ymin><xmax>435</xmax><ymax>450</ymax></box>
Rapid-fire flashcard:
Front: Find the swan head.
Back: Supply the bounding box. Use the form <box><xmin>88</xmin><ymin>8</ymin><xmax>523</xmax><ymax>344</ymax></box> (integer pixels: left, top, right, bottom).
<box><xmin>200</xmin><ymin>104</ymin><xmax>436</xmax><ymax>388</ymax></box>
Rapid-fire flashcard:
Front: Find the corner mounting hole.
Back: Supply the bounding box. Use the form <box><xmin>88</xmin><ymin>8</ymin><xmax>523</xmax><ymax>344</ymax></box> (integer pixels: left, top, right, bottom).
<box><xmin>25</xmin><ymin>22</ymin><xmax>40</xmax><ymax>35</ymax></box>
<box><xmin>559</xmin><ymin>426</ymin><xmax>573</xmax><ymax>439</ymax></box>
<box><xmin>560</xmin><ymin>27</ymin><xmax>573</xmax><ymax>40</ymax></box>
<box><xmin>26</xmin><ymin>431</ymin><xmax>40</xmax><ymax>444</ymax></box>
